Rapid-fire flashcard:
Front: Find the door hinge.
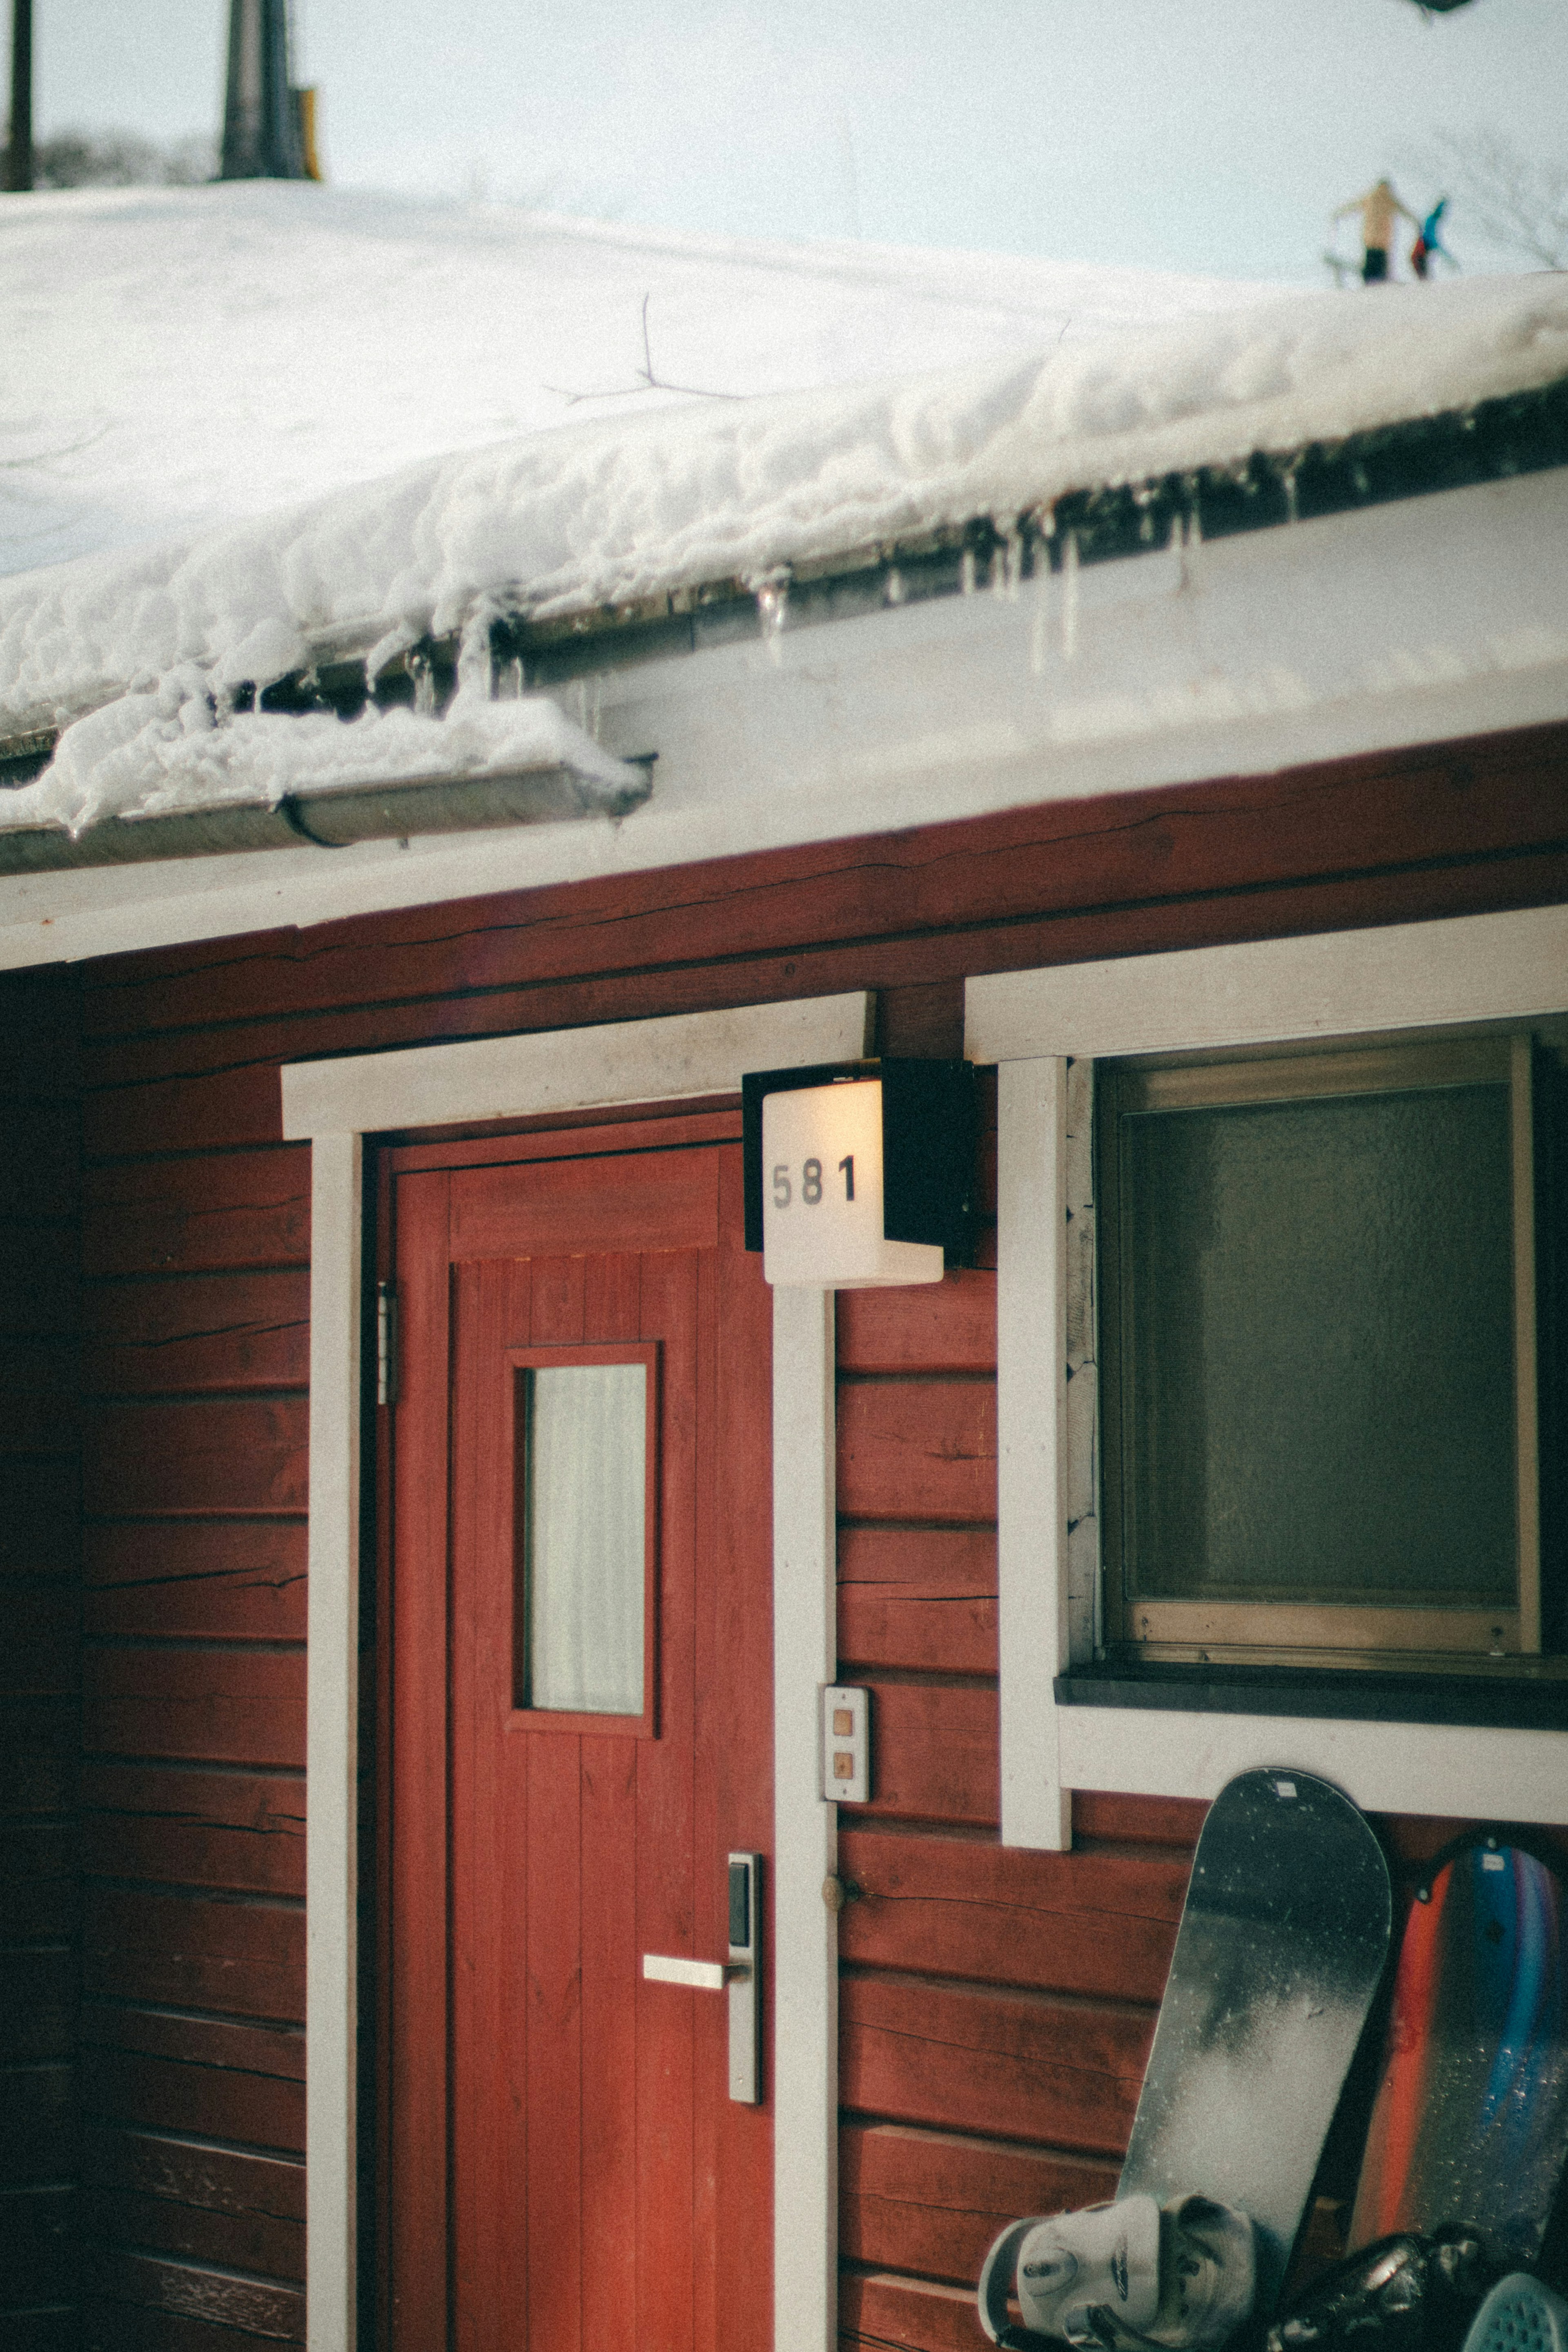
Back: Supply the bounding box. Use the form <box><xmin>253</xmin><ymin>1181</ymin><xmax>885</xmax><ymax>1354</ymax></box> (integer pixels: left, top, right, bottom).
<box><xmin>376</xmin><ymin>1280</ymin><xmax>399</xmax><ymax>1406</ymax></box>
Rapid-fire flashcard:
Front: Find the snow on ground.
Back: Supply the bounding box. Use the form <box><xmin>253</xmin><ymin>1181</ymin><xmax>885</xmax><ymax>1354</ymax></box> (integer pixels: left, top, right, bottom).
<box><xmin>0</xmin><ymin>181</ymin><xmax>1274</xmax><ymax>582</ymax></box>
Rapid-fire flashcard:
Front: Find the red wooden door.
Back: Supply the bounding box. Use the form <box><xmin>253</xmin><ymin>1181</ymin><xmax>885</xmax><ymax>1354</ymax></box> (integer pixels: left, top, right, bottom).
<box><xmin>383</xmin><ymin>1118</ymin><xmax>773</xmax><ymax>2352</ymax></box>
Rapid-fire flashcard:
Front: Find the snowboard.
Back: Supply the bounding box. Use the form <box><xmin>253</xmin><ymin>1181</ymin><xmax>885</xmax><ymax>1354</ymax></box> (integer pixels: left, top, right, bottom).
<box><xmin>1348</xmin><ymin>1838</ymin><xmax>1568</xmax><ymax>2267</ymax></box>
<box><xmin>1118</xmin><ymin>1768</ymin><xmax>1393</xmax><ymax>2312</ymax></box>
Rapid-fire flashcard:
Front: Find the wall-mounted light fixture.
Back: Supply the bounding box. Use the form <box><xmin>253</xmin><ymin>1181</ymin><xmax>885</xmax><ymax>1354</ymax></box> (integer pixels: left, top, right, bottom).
<box><xmin>742</xmin><ymin>1058</ymin><xmax>975</xmax><ymax>1288</ymax></box>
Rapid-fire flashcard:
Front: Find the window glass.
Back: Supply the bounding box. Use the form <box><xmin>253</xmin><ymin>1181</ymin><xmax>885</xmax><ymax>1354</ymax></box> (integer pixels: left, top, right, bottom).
<box><xmin>1097</xmin><ymin>1033</ymin><xmax>1542</xmax><ymax>1663</ymax></box>
<box><xmin>521</xmin><ymin>1362</ymin><xmax>646</xmax><ymax>1715</ymax></box>
<box><xmin>1119</xmin><ymin>1083</ymin><xmax>1516</xmax><ymax>1607</ymax></box>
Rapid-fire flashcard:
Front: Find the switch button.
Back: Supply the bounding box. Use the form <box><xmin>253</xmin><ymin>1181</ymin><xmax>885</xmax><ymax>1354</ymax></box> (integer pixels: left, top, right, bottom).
<box><xmin>820</xmin><ymin>1685</ymin><xmax>870</xmax><ymax>1804</ymax></box>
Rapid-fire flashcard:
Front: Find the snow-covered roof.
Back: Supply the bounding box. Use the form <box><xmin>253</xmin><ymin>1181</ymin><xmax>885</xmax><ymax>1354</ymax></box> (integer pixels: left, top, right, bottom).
<box><xmin>1</xmin><ymin>182</ymin><xmax>1273</xmax><ymax>584</ymax></box>
<box><xmin>1</xmin><ymin>185</ymin><xmax>1566</xmax><ymax>868</ymax></box>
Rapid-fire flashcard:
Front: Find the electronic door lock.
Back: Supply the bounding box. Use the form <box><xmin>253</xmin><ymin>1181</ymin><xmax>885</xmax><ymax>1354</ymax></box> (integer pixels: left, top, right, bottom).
<box><xmin>640</xmin><ymin>1853</ymin><xmax>760</xmax><ymax>2105</ymax></box>
<box><xmin>726</xmin><ymin>1853</ymin><xmax>760</xmax><ymax>2105</ymax></box>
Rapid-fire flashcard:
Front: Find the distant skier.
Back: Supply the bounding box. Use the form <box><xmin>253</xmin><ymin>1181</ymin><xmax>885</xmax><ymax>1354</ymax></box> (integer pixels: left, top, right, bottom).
<box><xmin>1333</xmin><ymin>177</ymin><xmax>1421</xmax><ymax>283</ymax></box>
<box><xmin>1410</xmin><ymin>198</ymin><xmax>1456</xmax><ymax>279</ymax></box>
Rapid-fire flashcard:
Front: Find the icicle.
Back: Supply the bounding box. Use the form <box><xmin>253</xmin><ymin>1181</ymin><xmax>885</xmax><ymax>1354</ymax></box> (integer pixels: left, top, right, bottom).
<box><xmin>1282</xmin><ymin>464</ymin><xmax>1300</xmax><ymax>526</ymax></box>
<box><xmin>960</xmin><ymin>546</ymin><xmax>977</xmax><ymax>597</ymax></box>
<box><xmin>992</xmin><ymin>520</ymin><xmax>1022</xmax><ymax>601</ymax></box>
<box><xmin>409</xmin><ymin>651</ymin><xmax>436</xmax><ymax>717</ymax></box>
<box><xmin>884</xmin><ymin>566</ymin><xmax>906</xmax><ymax>607</ymax></box>
<box><xmin>751</xmin><ymin>569</ymin><xmax>791</xmax><ymax>666</ymax></box>
<box><xmin>1178</xmin><ymin>503</ymin><xmax>1203</xmax><ymax>592</ymax></box>
<box><xmin>456</xmin><ymin>604</ymin><xmax>497</xmax><ymax>706</ymax></box>
<box><xmin>1061</xmin><ymin>531</ymin><xmax>1079</xmax><ymax>662</ymax></box>
<box><xmin>1029</xmin><ymin>568</ymin><xmax>1051</xmax><ymax>678</ymax></box>
<box><xmin>365</xmin><ymin>623</ymin><xmax>416</xmax><ymax>691</ymax></box>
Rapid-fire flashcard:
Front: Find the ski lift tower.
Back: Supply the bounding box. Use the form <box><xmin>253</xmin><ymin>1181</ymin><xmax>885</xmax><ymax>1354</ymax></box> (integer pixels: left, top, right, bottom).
<box><xmin>220</xmin><ymin>0</ymin><xmax>320</xmax><ymax>180</ymax></box>
<box><xmin>5</xmin><ymin>0</ymin><xmax>33</xmax><ymax>191</ymax></box>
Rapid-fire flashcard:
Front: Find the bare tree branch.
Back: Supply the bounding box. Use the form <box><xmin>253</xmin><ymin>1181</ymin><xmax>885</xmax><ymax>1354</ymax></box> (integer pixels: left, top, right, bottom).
<box><xmin>1421</xmin><ymin>128</ymin><xmax>1568</xmax><ymax>271</ymax></box>
<box><xmin>545</xmin><ymin>293</ymin><xmax>742</xmax><ymax>406</ymax></box>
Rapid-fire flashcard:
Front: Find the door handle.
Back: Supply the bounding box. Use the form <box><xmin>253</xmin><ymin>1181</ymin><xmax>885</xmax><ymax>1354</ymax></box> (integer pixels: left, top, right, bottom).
<box><xmin>642</xmin><ymin>1953</ymin><xmax>743</xmax><ymax>1991</ymax></box>
<box><xmin>639</xmin><ymin>1854</ymin><xmax>760</xmax><ymax>2105</ymax></box>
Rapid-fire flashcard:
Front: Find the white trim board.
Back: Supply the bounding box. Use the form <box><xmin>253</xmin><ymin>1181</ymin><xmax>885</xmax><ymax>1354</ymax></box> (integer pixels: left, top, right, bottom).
<box><xmin>281</xmin><ymin>992</ymin><xmax>872</xmax><ymax>1139</ymax></box>
<box><xmin>285</xmin><ymin>989</ymin><xmax>868</xmax><ymax>2352</ymax></box>
<box><xmin>1058</xmin><ymin>1709</ymin><xmax>1568</xmax><ymax>1824</ymax></box>
<box><xmin>971</xmin><ymin>904</ymin><xmax>1568</xmax><ymax>1850</ymax></box>
<box><xmin>771</xmin><ymin>1287</ymin><xmax>840</xmax><ymax>2352</ymax></box>
<box><xmin>966</xmin><ymin>901</ymin><xmax>1568</xmax><ymax>1064</ymax></box>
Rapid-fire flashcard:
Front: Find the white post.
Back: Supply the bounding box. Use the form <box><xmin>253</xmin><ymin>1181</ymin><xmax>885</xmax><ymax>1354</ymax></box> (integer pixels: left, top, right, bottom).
<box><xmin>304</xmin><ymin>1131</ymin><xmax>362</xmax><ymax>2352</ymax></box>
<box><xmin>771</xmin><ymin>1284</ymin><xmax>839</xmax><ymax>2352</ymax></box>
<box><xmin>996</xmin><ymin>1059</ymin><xmax>1072</xmax><ymax>1850</ymax></box>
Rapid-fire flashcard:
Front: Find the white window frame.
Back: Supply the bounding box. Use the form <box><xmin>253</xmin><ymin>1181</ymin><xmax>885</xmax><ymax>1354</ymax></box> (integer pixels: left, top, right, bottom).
<box><xmin>281</xmin><ymin>992</ymin><xmax>869</xmax><ymax>2352</ymax></box>
<box><xmin>967</xmin><ymin>902</ymin><xmax>1568</xmax><ymax>1853</ymax></box>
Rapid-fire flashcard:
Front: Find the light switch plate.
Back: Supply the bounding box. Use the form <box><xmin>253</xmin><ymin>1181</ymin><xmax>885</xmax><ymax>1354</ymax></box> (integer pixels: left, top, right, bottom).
<box><xmin>820</xmin><ymin>1683</ymin><xmax>870</xmax><ymax>1804</ymax></box>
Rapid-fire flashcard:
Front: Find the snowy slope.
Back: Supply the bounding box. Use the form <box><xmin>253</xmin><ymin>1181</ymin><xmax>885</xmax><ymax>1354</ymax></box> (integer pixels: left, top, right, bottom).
<box><xmin>0</xmin><ymin>182</ymin><xmax>1273</xmax><ymax>582</ymax></box>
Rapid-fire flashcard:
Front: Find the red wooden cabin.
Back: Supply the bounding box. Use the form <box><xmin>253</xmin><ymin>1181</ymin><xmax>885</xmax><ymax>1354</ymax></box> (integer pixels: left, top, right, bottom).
<box><xmin>2</xmin><ymin>280</ymin><xmax>1567</xmax><ymax>2352</ymax></box>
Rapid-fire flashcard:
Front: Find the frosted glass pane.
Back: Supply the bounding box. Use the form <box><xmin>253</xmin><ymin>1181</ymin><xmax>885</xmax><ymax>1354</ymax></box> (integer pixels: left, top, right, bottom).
<box><xmin>523</xmin><ymin>1364</ymin><xmax>646</xmax><ymax>1715</ymax></box>
<box><xmin>1120</xmin><ymin>1083</ymin><xmax>1517</xmax><ymax>1605</ymax></box>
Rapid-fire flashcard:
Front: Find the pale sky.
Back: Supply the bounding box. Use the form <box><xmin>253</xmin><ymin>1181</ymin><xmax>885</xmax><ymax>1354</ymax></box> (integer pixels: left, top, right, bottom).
<box><xmin>18</xmin><ymin>0</ymin><xmax>1568</xmax><ymax>283</ymax></box>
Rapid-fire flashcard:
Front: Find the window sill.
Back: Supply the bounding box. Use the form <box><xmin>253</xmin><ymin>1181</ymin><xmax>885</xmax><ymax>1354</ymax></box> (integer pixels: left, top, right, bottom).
<box><xmin>1054</xmin><ymin>1657</ymin><xmax>1568</xmax><ymax>1734</ymax></box>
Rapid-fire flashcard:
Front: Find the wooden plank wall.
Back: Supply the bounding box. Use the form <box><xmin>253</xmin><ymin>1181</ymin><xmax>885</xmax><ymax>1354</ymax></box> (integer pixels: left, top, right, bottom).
<box><xmin>1</xmin><ymin>967</ymin><xmax>83</xmax><ymax>2352</ymax></box>
<box><xmin>832</xmin><ymin>1148</ymin><xmax>1207</xmax><ymax>2352</ymax></box>
<box><xmin>829</xmin><ymin>1264</ymin><xmax>1568</xmax><ymax>2352</ymax></box>
<box><xmin>56</xmin><ymin>720</ymin><xmax>1568</xmax><ymax>2348</ymax></box>
<box><xmin>77</xmin><ymin>1094</ymin><xmax>309</xmax><ymax>2348</ymax></box>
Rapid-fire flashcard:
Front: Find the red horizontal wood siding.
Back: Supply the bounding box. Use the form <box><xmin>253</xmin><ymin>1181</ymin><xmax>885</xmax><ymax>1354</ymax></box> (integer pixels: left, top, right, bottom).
<box><xmin>831</xmin><ymin>1255</ymin><xmax>1199</xmax><ymax>2348</ymax></box>
<box><xmin>82</xmin><ymin>1148</ymin><xmax>310</xmax><ymax>1277</ymax></box>
<box><xmin>841</xmin><ymin>2122</ymin><xmax>1117</xmax><ymax>2282</ymax></box>
<box><xmin>837</xmin><ymin>1380</ymin><xmax>997</xmax><ymax>1525</ymax></box>
<box><xmin>82</xmin><ymin>1886</ymin><xmax>303</xmax><ymax>2020</ymax></box>
<box><xmin>837</xmin><ymin>1527</ymin><xmax>998</xmax><ymax>1676</ymax></box>
<box><xmin>79</xmin><ymin>720</ymin><xmax>1568</xmax><ymax>1056</ymax></box>
<box><xmin>82</xmin><ymin>2126</ymin><xmax>303</xmax><ymax>2281</ymax></box>
<box><xmin>51</xmin><ymin>716</ymin><xmax>1566</xmax><ymax>2349</ymax></box>
<box><xmin>837</xmin><ymin>1828</ymin><xmax>1184</xmax><ymax>2002</ymax></box>
<box><xmin>85</xmin><ymin>1524</ymin><xmax>306</xmax><ymax>1644</ymax></box>
<box><xmin>81</xmin><ymin>1767</ymin><xmax>304</xmax><ymax>1897</ymax></box>
<box><xmin>86</xmin><ymin>1401</ymin><xmax>308</xmax><ymax>1519</ymax></box>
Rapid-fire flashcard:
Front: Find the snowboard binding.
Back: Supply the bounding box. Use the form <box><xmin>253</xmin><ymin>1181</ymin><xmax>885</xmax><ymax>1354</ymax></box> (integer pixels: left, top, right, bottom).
<box><xmin>1264</xmin><ymin>2227</ymin><xmax>1496</xmax><ymax>2352</ymax></box>
<box><xmin>977</xmin><ymin>2191</ymin><xmax>1257</xmax><ymax>2352</ymax></box>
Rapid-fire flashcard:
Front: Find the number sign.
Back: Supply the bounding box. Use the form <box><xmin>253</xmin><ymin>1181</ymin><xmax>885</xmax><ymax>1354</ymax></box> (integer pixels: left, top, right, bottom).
<box><xmin>760</xmin><ymin>1079</ymin><xmax>944</xmax><ymax>1288</ymax></box>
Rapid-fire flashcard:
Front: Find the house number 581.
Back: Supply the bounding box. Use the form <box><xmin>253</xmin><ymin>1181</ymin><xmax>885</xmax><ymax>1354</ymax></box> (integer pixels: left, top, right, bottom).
<box><xmin>772</xmin><ymin>1156</ymin><xmax>855</xmax><ymax>1208</ymax></box>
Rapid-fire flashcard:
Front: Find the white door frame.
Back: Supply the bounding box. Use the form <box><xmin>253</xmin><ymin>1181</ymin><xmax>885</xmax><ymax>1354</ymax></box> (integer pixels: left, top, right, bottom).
<box><xmin>281</xmin><ymin>992</ymin><xmax>871</xmax><ymax>2352</ymax></box>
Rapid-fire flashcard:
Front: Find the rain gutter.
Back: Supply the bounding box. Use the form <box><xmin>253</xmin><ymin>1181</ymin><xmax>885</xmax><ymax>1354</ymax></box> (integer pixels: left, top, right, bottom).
<box><xmin>0</xmin><ymin>752</ymin><xmax>653</xmax><ymax>875</ymax></box>
<box><xmin>2</xmin><ymin>370</ymin><xmax>1565</xmax><ymax>874</ymax></box>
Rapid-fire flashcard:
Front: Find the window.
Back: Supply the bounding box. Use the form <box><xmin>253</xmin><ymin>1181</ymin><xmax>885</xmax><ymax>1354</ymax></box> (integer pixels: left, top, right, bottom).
<box><xmin>1096</xmin><ymin>1029</ymin><xmax>1560</xmax><ymax>1672</ymax></box>
<box><xmin>510</xmin><ymin>1344</ymin><xmax>660</xmax><ymax>1730</ymax></box>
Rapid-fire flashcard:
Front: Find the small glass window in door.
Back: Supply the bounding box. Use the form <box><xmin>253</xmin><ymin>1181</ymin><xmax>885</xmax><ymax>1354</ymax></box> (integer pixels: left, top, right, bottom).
<box><xmin>516</xmin><ymin>1353</ymin><xmax>653</xmax><ymax>1722</ymax></box>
